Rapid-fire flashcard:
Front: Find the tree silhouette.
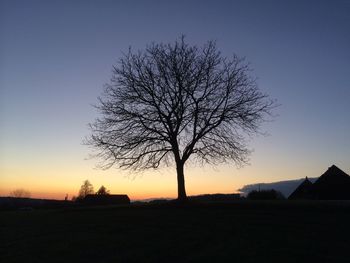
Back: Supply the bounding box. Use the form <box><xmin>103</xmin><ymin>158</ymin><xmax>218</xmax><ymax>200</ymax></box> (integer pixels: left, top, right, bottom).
<box><xmin>78</xmin><ymin>180</ymin><xmax>94</xmax><ymax>199</ymax></box>
<box><xmin>9</xmin><ymin>189</ymin><xmax>31</xmax><ymax>198</ymax></box>
<box><xmin>96</xmin><ymin>185</ymin><xmax>110</xmax><ymax>195</ymax></box>
<box><xmin>87</xmin><ymin>37</ymin><xmax>275</xmax><ymax>201</ymax></box>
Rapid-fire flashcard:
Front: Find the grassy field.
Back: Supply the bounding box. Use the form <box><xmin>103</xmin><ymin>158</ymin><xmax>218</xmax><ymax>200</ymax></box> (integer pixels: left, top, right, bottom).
<box><xmin>1</xmin><ymin>201</ymin><xmax>350</xmax><ymax>263</ymax></box>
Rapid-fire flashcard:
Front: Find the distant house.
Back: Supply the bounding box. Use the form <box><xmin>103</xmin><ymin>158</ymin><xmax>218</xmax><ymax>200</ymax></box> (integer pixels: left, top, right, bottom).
<box><xmin>289</xmin><ymin>165</ymin><xmax>350</xmax><ymax>200</ymax></box>
<box><xmin>238</xmin><ymin>177</ymin><xmax>318</xmax><ymax>197</ymax></box>
<box><xmin>312</xmin><ymin>165</ymin><xmax>350</xmax><ymax>200</ymax></box>
<box><xmin>288</xmin><ymin>177</ymin><xmax>314</xmax><ymax>200</ymax></box>
<box><xmin>82</xmin><ymin>194</ymin><xmax>130</xmax><ymax>205</ymax></box>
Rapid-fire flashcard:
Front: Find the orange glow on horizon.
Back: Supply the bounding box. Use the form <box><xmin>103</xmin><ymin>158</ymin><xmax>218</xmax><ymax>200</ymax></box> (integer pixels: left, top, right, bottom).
<box><xmin>2</xmin><ymin>155</ymin><xmax>347</xmax><ymax>201</ymax></box>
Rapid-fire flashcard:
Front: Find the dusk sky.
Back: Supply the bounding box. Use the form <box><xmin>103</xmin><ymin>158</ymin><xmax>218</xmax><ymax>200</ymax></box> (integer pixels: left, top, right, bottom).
<box><xmin>1</xmin><ymin>0</ymin><xmax>349</xmax><ymax>200</ymax></box>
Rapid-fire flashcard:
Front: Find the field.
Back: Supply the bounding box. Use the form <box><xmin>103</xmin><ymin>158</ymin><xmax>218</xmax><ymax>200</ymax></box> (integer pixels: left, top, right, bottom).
<box><xmin>1</xmin><ymin>201</ymin><xmax>350</xmax><ymax>263</ymax></box>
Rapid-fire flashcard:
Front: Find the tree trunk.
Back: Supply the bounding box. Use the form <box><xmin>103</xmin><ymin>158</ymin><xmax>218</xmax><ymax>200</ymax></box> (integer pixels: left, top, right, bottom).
<box><xmin>176</xmin><ymin>161</ymin><xmax>187</xmax><ymax>202</ymax></box>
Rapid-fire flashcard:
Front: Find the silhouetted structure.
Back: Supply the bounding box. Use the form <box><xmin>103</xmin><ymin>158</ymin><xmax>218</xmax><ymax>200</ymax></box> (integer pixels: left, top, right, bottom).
<box><xmin>288</xmin><ymin>177</ymin><xmax>314</xmax><ymax>200</ymax></box>
<box><xmin>313</xmin><ymin>165</ymin><xmax>350</xmax><ymax>200</ymax></box>
<box><xmin>82</xmin><ymin>194</ymin><xmax>130</xmax><ymax>205</ymax></box>
<box><xmin>239</xmin><ymin>177</ymin><xmax>318</xmax><ymax>197</ymax></box>
<box><xmin>289</xmin><ymin>165</ymin><xmax>350</xmax><ymax>200</ymax></box>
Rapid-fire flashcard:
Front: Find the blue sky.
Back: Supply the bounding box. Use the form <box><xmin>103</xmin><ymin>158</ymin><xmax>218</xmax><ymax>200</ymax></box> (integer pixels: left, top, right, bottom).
<box><xmin>0</xmin><ymin>0</ymin><xmax>349</xmax><ymax>199</ymax></box>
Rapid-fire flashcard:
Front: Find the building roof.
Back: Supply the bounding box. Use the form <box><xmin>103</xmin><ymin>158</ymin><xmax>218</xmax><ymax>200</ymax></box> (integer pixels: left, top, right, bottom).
<box><xmin>288</xmin><ymin>177</ymin><xmax>314</xmax><ymax>200</ymax></box>
<box><xmin>83</xmin><ymin>194</ymin><xmax>130</xmax><ymax>205</ymax></box>
<box><xmin>289</xmin><ymin>165</ymin><xmax>350</xmax><ymax>200</ymax></box>
<box><xmin>312</xmin><ymin>165</ymin><xmax>350</xmax><ymax>200</ymax></box>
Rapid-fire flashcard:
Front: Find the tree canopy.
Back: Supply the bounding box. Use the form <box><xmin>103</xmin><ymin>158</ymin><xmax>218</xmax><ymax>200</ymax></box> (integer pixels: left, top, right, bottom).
<box><xmin>96</xmin><ymin>185</ymin><xmax>110</xmax><ymax>195</ymax></box>
<box><xmin>87</xmin><ymin>37</ymin><xmax>275</xmax><ymax>201</ymax></box>
<box><xmin>78</xmin><ymin>180</ymin><xmax>94</xmax><ymax>199</ymax></box>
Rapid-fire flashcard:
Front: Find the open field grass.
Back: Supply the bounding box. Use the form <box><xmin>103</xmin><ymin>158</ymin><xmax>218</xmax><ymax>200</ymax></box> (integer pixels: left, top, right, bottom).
<box><xmin>1</xmin><ymin>201</ymin><xmax>350</xmax><ymax>263</ymax></box>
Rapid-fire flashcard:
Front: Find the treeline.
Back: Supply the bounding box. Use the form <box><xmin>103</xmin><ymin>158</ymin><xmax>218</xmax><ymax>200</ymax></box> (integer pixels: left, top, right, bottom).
<box><xmin>72</xmin><ymin>180</ymin><xmax>110</xmax><ymax>201</ymax></box>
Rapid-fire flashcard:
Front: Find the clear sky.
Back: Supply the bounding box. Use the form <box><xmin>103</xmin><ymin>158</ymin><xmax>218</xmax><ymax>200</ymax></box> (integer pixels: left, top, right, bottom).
<box><xmin>1</xmin><ymin>0</ymin><xmax>349</xmax><ymax>200</ymax></box>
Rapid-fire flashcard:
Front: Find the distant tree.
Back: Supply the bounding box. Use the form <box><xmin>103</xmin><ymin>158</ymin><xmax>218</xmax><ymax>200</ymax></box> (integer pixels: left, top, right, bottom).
<box><xmin>86</xmin><ymin>37</ymin><xmax>275</xmax><ymax>202</ymax></box>
<box><xmin>96</xmin><ymin>185</ymin><xmax>110</xmax><ymax>195</ymax></box>
<box><xmin>9</xmin><ymin>189</ymin><xmax>31</xmax><ymax>198</ymax></box>
<box><xmin>247</xmin><ymin>189</ymin><xmax>285</xmax><ymax>200</ymax></box>
<box><xmin>78</xmin><ymin>180</ymin><xmax>94</xmax><ymax>199</ymax></box>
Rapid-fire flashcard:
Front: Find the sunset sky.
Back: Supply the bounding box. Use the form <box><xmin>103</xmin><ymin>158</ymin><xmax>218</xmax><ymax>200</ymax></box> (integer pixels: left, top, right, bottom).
<box><xmin>1</xmin><ymin>0</ymin><xmax>349</xmax><ymax>200</ymax></box>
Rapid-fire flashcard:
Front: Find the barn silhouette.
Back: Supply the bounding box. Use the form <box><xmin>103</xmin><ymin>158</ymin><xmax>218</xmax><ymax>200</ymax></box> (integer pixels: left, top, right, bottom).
<box><xmin>82</xmin><ymin>194</ymin><xmax>130</xmax><ymax>205</ymax></box>
<box><xmin>289</xmin><ymin>165</ymin><xmax>350</xmax><ymax>200</ymax></box>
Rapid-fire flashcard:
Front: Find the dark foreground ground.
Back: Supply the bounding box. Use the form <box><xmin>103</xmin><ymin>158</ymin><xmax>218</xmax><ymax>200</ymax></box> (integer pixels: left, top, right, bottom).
<box><xmin>1</xmin><ymin>201</ymin><xmax>350</xmax><ymax>263</ymax></box>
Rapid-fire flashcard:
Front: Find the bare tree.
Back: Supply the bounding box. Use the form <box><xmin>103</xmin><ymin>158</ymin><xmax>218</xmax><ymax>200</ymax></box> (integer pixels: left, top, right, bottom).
<box><xmin>10</xmin><ymin>189</ymin><xmax>31</xmax><ymax>198</ymax></box>
<box><xmin>96</xmin><ymin>185</ymin><xmax>110</xmax><ymax>195</ymax></box>
<box><xmin>78</xmin><ymin>180</ymin><xmax>94</xmax><ymax>199</ymax></box>
<box><xmin>86</xmin><ymin>37</ymin><xmax>275</xmax><ymax>202</ymax></box>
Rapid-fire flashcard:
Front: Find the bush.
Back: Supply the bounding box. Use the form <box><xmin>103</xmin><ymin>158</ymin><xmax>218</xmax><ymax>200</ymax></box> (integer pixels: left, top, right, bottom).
<box><xmin>247</xmin><ymin>189</ymin><xmax>285</xmax><ymax>200</ymax></box>
<box><xmin>9</xmin><ymin>189</ymin><xmax>31</xmax><ymax>198</ymax></box>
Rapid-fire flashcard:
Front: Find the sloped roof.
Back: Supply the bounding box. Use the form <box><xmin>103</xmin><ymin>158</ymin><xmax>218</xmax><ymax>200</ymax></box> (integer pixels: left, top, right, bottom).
<box><xmin>289</xmin><ymin>165</ymin><xmax>350</xmax><ymax>200</ymax></box>
<box><xmin>312</xmin><ymin>165</ymin><xmax>350</xmax><ymax>200</ymax></box>
<box><xmin>288</xmin><ymin>177</ymin><xmax>314</xmax><ymax>200</ymax></box>
<box><xmin>314</xmin><ymin>165</ymin><xmax>349</xmax><ymax>184</ymax></box>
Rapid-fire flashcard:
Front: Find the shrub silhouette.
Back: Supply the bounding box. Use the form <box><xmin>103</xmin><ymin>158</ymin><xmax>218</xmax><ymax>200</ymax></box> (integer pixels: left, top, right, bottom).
<box><xmin>96</xmin><ymin>185</ymin><xmax>110</xmax><ymax>195</ymax></box>
<box><xmin>9</xmin><ymin>189</ymin><xmax>31</xmax><ymax>198</ymax></box>
<box><xmin>76</xmin><ymin>180</ymin><xmax>94</xmax><ymax>201</ymax></box>
<box><xmin>247</xmin><ymin>189</ymin><xmax>285</xmax><ymax>200</ymax></box>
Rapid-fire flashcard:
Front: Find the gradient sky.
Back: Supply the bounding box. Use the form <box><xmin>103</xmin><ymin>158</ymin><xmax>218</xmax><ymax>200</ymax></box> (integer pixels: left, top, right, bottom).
<box><xmin>1</xmin><ymin>0</ymin><xmax>349</xmax><ymax>200</ymax></box>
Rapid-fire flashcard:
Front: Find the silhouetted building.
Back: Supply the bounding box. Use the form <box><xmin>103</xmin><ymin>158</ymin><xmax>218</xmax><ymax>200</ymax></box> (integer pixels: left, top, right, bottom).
<box><xmin>82</xmin><ymin>194</ymin><xmax>130</xmax><ymax>205</ymax></box>
<box><xmin>288</xmin><ymin>165</ymin><xmax>350</xmax><ymax>200</ymax></box>
<box><xmin>312</xmin><ymin>165</ymin><xmax>350</xmax><ymax>200</ymax></box>
<box><xmin>288</xmin><ymin>177</ymin><xmax>314</xmax><ymax>200</ymax></box>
